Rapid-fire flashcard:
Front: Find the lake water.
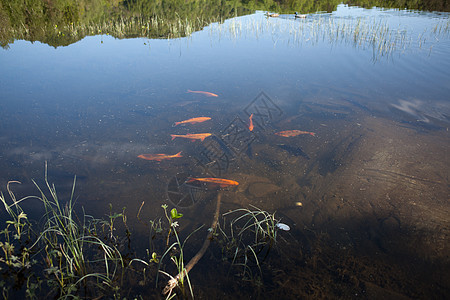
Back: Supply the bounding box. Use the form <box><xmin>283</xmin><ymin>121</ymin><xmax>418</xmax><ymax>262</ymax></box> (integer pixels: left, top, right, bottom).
<box><xmin>0</xmin><ymin>3</ymin><xmax>449</xmax><ymax>299</ymax></box>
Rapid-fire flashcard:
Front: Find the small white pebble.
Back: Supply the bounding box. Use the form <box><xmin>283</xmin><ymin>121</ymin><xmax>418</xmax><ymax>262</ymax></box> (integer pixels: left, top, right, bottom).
<box><xmin>276</xmin><ymin>223</ymin><xmax>290</xmax><ymax>231</ymax></box>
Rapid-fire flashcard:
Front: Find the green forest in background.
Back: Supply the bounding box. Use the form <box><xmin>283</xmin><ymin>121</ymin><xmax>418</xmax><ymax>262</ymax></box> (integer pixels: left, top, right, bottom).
<box><xmin>1</xmin><ymin>0</ymin><xmax>449</xmax><ymax>48</ymax></box>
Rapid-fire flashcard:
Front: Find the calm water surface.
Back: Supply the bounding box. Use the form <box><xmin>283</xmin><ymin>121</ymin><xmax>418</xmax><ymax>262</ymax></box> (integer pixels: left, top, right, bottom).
<box><xmin>0</xmin><ymin>4</ymin><xmax>449</xmax><ymax>299</ymax></box>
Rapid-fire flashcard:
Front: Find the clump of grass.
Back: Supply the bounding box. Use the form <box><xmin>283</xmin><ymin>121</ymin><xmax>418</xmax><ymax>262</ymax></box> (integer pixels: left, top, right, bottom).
<box><xmin>218</xmin><ymin>205</ymin><xmax>281</xmax><ymax>282</ymax></box>
<box><xmin>31</xmin><ymin>170</ymin><xmax>124</xmax><ymax>297</ymax></box>
<box><xmin>0</xmin><ymin>167</ymin><xmax>129</xmax><ymax>298</ymax></box>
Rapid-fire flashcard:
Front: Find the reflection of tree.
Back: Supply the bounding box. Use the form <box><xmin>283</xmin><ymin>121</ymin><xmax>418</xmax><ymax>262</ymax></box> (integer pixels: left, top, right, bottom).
<box><xmin>346</xmin><ymin>0</ymin><xmax>450</xmax><ymax>12</ymax></box>
<box><xmin>0</xmin><ymin>0</ymin><xmax>249</xmax><ymax>48</ymax></box>
<box><xmin>0</xmin><ymin>0</ymin><xmax>448</xmax><ymax>48</ymax></box>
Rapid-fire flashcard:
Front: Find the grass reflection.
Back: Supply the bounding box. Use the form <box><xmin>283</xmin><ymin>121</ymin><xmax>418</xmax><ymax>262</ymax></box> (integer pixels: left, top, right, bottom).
<box><xmin>58</xmin><ymin>14</ymin><xmax>222</xmax><ymax>40</ymax></box>
<box><xmin>209</xmin><ymin>12</ymin><xmax>450</xmax><ymax>61</ymax></box>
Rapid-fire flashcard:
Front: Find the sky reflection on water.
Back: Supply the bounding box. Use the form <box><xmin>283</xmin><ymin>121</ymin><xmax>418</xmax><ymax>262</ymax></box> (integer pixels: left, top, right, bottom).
<box><xmin>1</xmin><ymin>5</ymin><xmax>449</xmax><ymax>125</ymax></box>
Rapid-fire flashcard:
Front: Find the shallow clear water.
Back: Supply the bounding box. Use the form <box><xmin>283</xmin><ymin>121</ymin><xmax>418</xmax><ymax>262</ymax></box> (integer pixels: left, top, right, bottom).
<box><xmin>0</xmin><ymin>4</ymin><xmax>449</xmax><ymax>299</ymax></box>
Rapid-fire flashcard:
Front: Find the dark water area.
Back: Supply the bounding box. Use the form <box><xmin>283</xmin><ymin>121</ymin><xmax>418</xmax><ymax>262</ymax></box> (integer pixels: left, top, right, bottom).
<box><xmin>1</xmin><ymin>1</ymin><xmax>449</xmax><ymax>299</ymax></box>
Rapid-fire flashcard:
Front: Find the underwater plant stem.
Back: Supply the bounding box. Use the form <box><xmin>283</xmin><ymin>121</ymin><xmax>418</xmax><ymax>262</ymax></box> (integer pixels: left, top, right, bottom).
<box><xmin>137</xmin><ymin>201</ymin><xmax>145</xmax><ymax>220</ymax></box>
<box><xmin>163</xmin><ymin>192</ymin><xmax>222</xmax><ymax>295</ymax></box>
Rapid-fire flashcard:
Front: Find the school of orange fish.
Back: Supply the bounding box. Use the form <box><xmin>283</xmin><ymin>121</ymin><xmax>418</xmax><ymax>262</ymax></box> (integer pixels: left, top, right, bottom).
<box><xmin>137</xmin><ymin>90</ymin><xmax>316</xmax><ymax>188</ymax></box>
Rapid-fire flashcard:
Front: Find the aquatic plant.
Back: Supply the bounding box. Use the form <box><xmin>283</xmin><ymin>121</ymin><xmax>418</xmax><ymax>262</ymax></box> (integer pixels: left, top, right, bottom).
<box><xmin>158</xmin><ymin>204</ymin><xmax>195</xmax><ymax>299</ymax></box>
<box><xmin>0</xmin><ymin>167</ymin><xmax>133</xmax><ymax>298</ymax></box>
<box><xmin>0</xmin><ymin>181</ymin><xmax>34</xmax><ymax>240</ymax></box>
<box><xmin>1</xmin><ymin>167</ymin><xmax>226</xmax><ymax>298</ymax></box>
<box><xmin>129</xmin><ymin>203</ymin><xmax>196</xmax><ymax>299</ymax></box>
<box><xmin>31</xmin><ymin>170</ymin><xmax>124</xmax><ymax>297</ymax></box>
<box><xmin>158</xmin><ymin>192</ymin><xmax>222</xmax><ymax>299</ymax></box>
<box><xmin>218</xmin><ymin>205</ymin><xmax>281</xmax><ymax>281</ymax></box>
<box><xmin>0</xmin><ymin>181</ymin><xmax>38</xmax><ymax>299</ymax></box>
<box><xmin>1</xmin><ymin>171</ymin><xmax>287</xmax><ymax>298</ymax></box>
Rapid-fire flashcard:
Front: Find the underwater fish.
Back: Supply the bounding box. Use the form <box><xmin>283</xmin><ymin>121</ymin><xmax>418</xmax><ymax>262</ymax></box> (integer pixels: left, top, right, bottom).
<box><xmin>277</xmin><ymin>144</ymin><xmax>310</xmax><ymax>159</ymax></box>
<box><xmin>275</xmin><ymin>130</ymin><xmax>316</xmax><ymax>137</ymax></box>
<box><xmin>186</xmin><ymin>177</ymin><xmax>239</xmax><ymax>188</ymax></box>
<box><xmin>187</xmin><ymin>90</ymin><xmax>218</xmax><ymax>97</ymax></box>
<box><xmin>249</xmin><ymin>114</ymin><xmax>254</xmax><ymax>131</ymax></box>
<box><xmin>138</xmin><ymin>151</ymin><xmax>182</xmax><ymax>161</ymax></box>
<box><xmin>171</xmin><ymin>133</ymin><xmax>212</xmax><ymax>142</ymax></box>
<box><xmin>173</xmin><ymin>117</ymin><xmax>211</xmax><ymax>127</ymax></box>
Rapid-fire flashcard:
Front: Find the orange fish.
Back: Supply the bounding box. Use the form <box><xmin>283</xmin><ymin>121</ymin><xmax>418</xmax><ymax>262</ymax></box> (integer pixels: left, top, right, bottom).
<box><xmin>249</xmin><ymin>114</ymin><xmax>254</xmax><ymax>131</ymax></box>
<box><xmin>187</xmin><ymin>90</ymin><xmax>218</xmax><ymax>97</ymax></box>
<box><xmin>171</xmin><ymin>133</ymin><xmax>212</xmax><ymax>141</ymax></box>
<box><xmin>138</xmin><ymin>151</ymin><xmax>182</xmax><ymax>161</ymax></box>
<box><xmin>186</xmin><ymin>177</ymin><xmax>239</xmax><ymax>188</ymax></box>
<box><xmin>275</xmin><ymin>130</ymin><xmax>316</xmax><ymax>137</ymax></box>
<box><xmin>173</xmin><ymin>117</ymin><xmax>211</xmax><ymax>127</ymax></box>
